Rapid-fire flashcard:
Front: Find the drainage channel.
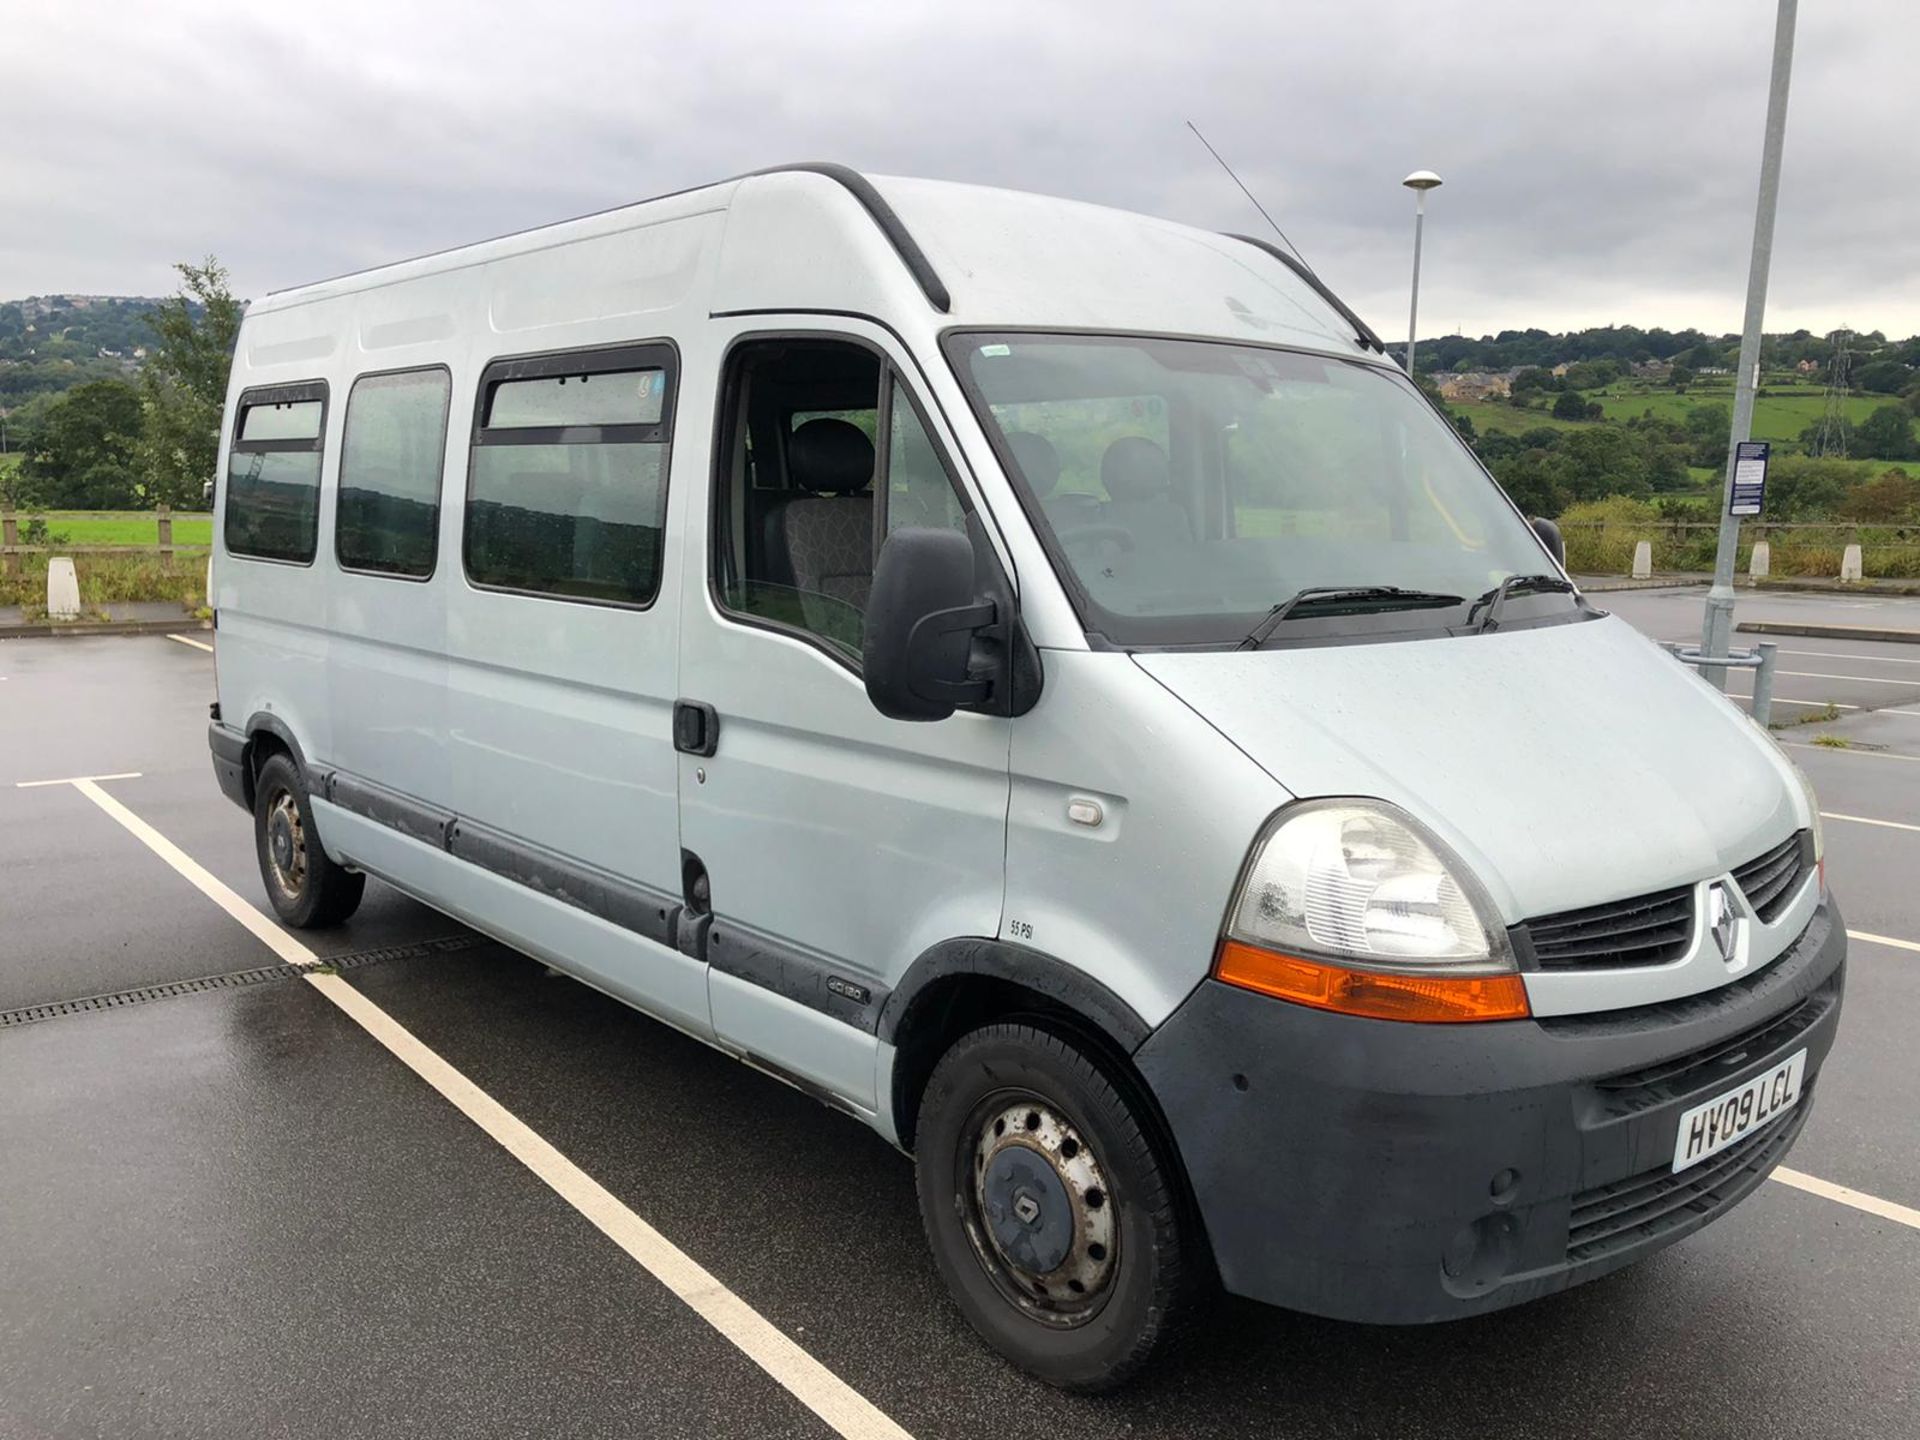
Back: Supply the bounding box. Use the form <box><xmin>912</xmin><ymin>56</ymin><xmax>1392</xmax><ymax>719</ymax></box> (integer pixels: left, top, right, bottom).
<box><xmin>0</xmin><ymin>934</ymin><xmax>487</xmax><ymax>1029</ymax></box>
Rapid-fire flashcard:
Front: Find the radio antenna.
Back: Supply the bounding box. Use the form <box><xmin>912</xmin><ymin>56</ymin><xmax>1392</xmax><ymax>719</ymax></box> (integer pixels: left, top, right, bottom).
<box><xmin>1185</xmin><ymin>119</ymin><xmax>1313</xmax><ymax>272</ymax></box>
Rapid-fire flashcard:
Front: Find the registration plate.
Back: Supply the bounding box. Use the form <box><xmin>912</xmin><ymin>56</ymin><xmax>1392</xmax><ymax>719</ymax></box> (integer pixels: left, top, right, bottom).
<box><xmin>1672</xmin><ymin>1049</ymin><xmax>1806</xmax><ymax>1173</ymax></box>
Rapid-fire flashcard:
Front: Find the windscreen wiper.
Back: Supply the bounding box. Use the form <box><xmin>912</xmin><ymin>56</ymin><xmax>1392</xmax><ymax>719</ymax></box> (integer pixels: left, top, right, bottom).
<box><xmin>1466</xmin><ymin>573</ymin><xmax>1576</xmax><ymax>634</ymax></box>
<box><xmin>1238</xmin><ymin>586</ymin><xmax>1466</xmax><ymax>651</ymax></box>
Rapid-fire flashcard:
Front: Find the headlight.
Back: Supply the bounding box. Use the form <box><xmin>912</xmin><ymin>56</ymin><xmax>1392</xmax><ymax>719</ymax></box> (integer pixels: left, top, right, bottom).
<box><xmin>1214</xmin><ymin>800</ymin><xmax>1529</xmax><ymax>1023</ymax></box>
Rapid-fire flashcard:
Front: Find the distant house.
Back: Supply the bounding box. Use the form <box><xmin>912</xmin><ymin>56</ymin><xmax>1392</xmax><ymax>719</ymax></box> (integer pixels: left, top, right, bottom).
<box><xmin>1550</xmin><ymin>362</ymin><xmax>1571</xmax><ymax>378</ymax></box>
<box><xmin>1631</xmin><ymin>360</ymin><xmax>1672</xmax><ymax>380</ymax></box>
<box><xmin>1437</xmin><ymin>370</ymin><xmax>1513</xmax><ymax>402</ymax></box>
<box><xmin>1698</xmin><ymin>366</ymin><xmax>1731</xmax><ymax>376</ymax></box>
<box><xmin>1796</xmin><ymin>359</ymin><xmax>1820</xmax><ymax>374</ymax></box>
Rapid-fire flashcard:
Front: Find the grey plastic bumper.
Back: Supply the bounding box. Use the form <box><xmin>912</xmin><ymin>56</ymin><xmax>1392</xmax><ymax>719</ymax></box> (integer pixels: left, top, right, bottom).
<box><xmin>208</xmin><ymin>721</ymin><xmax>250</xmax><ymax>812</ymax></box>
<box><xmin>1135</xmin><ymin>898</ymin><xmax>1846</xmax><ymax>1324</ymax></box>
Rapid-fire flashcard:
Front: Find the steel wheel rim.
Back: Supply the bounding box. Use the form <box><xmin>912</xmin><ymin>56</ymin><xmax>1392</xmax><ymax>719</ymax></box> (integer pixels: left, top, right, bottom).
<box><xmin>264</xmin><ymin>787</ymin><xmax>307</xmax><ymax>900</ymax></box>
<box><xmin>957</xmin><ymin>1091</ymin><xmax>1118</xmax><ymax>1328</ymax></box>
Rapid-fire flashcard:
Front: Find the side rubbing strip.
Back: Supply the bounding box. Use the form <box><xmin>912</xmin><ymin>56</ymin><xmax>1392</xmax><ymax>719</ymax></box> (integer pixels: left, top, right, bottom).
<box><xmin>325</xmin><ymin>771</ymin><xmax>454</xmax><ymax>850</ymax></box>
<box><xmin>448</xmin><ymin>817</ymin><xmax>680</xmax><ymax>949</ymax></box>
<box><xmin>1227</xmin><ymin>233</ymin><xmax>1384</xmax><ymax>353</ymax></box>
<box><xmin>755</xmin><ymin>162</ymin><xmax>952</xmax><ymax>314</ymax></box>
<box><xmin>708</xmin><ymin>920</ymin><xmax>891</xmax><ymax>1035</ymax></box>
<box><xmin>320</xmin><ymin>768</ymin><xmax>680</xmax><ymax>948</ymax></box>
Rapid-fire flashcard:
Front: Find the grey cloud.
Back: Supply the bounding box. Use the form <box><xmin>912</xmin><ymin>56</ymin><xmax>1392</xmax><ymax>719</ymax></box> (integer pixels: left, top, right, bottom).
<box><xmin>4</xmin><ymin>0</ymin><xmax>1916</xmax><ymax>338</ymax></box>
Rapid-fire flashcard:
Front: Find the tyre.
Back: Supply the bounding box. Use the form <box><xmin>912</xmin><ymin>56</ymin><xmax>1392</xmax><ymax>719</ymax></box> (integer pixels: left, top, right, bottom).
<box><xmin>252</xmin><ymin>752</ymin><xmax>365</xmax><ymax>928</ymax></box>
<box><xmin>914</xmin><ymin>1020</ymin><xmax>1199</xmax><ymax>1391</ymax></box>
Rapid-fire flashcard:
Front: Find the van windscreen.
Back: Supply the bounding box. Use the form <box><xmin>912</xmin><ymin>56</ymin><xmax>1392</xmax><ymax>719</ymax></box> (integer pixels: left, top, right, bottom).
<box><xmin>947</xmin><ymin>333</ymin><xmax>1570</xmax><ymax>648</ymax></box>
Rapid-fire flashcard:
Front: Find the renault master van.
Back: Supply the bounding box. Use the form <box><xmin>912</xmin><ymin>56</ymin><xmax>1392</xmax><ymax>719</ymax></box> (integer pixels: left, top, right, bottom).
<box><xmin>208</xmin><ymin>163</ymin><xmax>1845</xmax><ymax>1390</ymax></box>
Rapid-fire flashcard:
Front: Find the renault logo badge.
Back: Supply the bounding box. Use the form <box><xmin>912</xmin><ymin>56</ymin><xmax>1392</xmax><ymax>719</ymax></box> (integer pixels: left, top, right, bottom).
<box><xmin>1707</xmin><ymin>884</ymin><xmax>1740</xmax><ymax>966</ymax></box>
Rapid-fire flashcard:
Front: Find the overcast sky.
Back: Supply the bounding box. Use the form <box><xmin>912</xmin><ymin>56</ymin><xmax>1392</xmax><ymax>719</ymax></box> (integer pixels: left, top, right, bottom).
<box><xmin>5</xmin><ymin>0</ymin><xmax>1917</xmax><ymax>340</ymax></box>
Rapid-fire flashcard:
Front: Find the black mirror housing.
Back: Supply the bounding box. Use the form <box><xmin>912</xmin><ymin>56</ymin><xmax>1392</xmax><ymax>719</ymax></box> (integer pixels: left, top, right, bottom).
<box><xmin>864</xmin><ymin>528</ymin><xmax>995</xmax><ymax>721</ymax></box>
<box><xmin>1531</xmin><ymin>516</ymin><xmax>1565</xmax><ymax>568</ymax></box>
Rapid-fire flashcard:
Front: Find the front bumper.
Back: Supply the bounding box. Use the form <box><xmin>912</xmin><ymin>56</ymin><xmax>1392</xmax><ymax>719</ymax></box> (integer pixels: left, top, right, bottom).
<box><xmin>1134</xmin><ymin>897</ymin><xmax>1846</xmax><ymax>1324</ymax></box>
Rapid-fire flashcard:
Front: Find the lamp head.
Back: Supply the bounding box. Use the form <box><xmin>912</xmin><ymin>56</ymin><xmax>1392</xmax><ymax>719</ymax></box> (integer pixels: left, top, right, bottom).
<box><xmin>1402</xmin><ymin>170</ymin><xmax>1443</xmax><ymax>191</ymax></box>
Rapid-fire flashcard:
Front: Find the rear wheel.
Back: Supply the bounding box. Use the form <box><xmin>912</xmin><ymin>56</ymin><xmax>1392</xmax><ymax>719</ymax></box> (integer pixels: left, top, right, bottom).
<box><xmin>253</xmin><ymin>752</ymin><xmax>364</xmax><ymax>928</ymax></box>
<box><xmin>914</xmin><ymin>1021</ymin><xmax>1198</xmax><ymax>1391</ymax></box>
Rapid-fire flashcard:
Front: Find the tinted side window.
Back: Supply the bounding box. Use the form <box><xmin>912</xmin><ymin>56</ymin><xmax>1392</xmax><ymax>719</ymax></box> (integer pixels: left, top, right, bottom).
<box><xmin>226</xmin><ymin>382</ymin><xmax>328</xmax><ymax>564</ymax></box>
<box><xmin>464</xmin><ymin>346</ymin><xmax>675</xmax><ymax>606</ymax></box>
<box><xmin>337</xmin><ymin>368</ymin><xmax>451</xmax><ymax>578</ymax></box>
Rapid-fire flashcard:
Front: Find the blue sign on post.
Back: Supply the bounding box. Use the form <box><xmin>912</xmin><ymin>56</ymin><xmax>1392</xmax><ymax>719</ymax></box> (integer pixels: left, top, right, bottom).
<box><xmin>1730</xmin><ymin>441</ymin><xmax>1769</xmax><ymax>516</ymax></box>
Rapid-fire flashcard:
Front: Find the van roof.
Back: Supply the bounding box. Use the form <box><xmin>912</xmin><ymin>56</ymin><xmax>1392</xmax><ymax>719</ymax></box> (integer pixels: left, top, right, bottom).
<box><xmin>245</xmin><ymin>163</ymin><xmax>1385</xmax><ymax>362</ymax></box>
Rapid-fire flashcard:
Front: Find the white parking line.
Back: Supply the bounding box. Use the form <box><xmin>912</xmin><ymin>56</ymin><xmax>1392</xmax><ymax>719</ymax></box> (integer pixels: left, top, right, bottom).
<box><xmin>1783</xmin><ymin>743</ymin><xmax>1920</xmax><ymax>764</ymax></box>
<box><xmin>15</xmin><ymin>771</ymin><xmax>144</xmax><ymax>789</ymax></box>
<box><xmin>167</xmin><ymin>633</ymin><xmax>213</xmax><ymax>653</ymax></box>
<box><xmin>1774</xmin><ymin>669</ymin><xmax>1920</xmax><ymax>688</ymax></box>
<box><xmin>1779</xmin><ymin>648</ymin><xmax>1920</xmax><ymax>667</ymax></box>
<box><xmin>45</xmin><ymin>775</ymin><xmax>1920</xmax><ymax>1382</ymax></box>
<box><xmin>1848</xmin><ymin>930</ymin><xmax>1920</xmax><ymax>956</ymax></box>
<box><xmin>62</xmin><ymin>776</ymin><xmax>913</xmax><ymax>1440</ymax></box>
<box><xmin>1772</xmin><ymin>1168</ymin><xmax>1920</xmax><ymax>1231</ymax></box>
<box><xmin>1823</xmin><ymin>812</ymin><xmax>1920</xmax><ymax>834</ymax></box>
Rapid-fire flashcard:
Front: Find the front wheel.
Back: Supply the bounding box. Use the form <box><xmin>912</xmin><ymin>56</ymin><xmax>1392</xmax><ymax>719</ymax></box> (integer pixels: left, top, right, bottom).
<box><xmin>914</xmin><ymin>1021</ymin><xmax>1199</xmax><ymax>1391</ymax></box>
<box><xmin>253</xmin><ymin>752</ymin><xmax>365</xmax><ymax>928</ymax></box>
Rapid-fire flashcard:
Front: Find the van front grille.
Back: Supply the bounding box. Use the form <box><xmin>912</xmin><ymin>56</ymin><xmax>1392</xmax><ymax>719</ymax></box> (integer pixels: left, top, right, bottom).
<box><xmin>1732</xmin><ymin>831</ymin><xmax>1812</xmax><ymax>923</ymax></box>
<box><xmin>1566</xmin><ymin>1100</ymin><xmax>1806</xmax><ymax>1264</ymax></box>
<box><xmin>1525</xmin><ymin>885</ymin><xmax>1695</xmax><ymax>971</ymax></box>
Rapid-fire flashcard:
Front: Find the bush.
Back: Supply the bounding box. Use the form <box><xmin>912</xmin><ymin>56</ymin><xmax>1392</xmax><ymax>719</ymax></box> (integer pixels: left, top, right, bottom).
<box><xmin>0</xmin><ymin>552</ymin><xmax>204</xmax><ymax>612</ymax></box>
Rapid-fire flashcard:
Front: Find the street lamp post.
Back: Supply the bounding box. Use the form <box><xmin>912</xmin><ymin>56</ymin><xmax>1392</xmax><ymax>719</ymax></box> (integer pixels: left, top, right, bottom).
<box><xmin>1700</xmin><ymin>0</ymin><xmax>1798</xmax><ymax>687</ymax></box>
<box><xmin>1402</xmin><ymin>170</ymin><xmax>1443</xmax><ymax>377</ymax></box>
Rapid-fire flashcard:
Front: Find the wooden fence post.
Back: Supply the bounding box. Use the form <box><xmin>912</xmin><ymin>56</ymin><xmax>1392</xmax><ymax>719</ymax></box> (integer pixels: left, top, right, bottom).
<box><xmin>2</xmin><ymin>509</ymin><xmax>17</xmax><ymax>578</ymax></box>
<box><xmin>157</xmin><ymin>504</ymin><xmax>173</xmax><ymax>569</ymax></box>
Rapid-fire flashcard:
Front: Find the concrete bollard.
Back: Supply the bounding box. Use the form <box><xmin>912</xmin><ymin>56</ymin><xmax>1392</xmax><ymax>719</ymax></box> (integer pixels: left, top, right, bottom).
<box><xmin>157</xmin><ymin>504</ymin><xmax>174</xmax><ymax>570</ymax></box>
<box><xmin>1632</xmin><ymin>540</ymin><xmax>1652</xmax><ymax>579</ymax></box>
<box><xmin>1750</xmin><ymin>541</ymin><xmax>1771</xmax><ymax>579</ymax></box>
<box><xmin>46</xmin><ymin>557</ymin><xmax>81</xmax><ymax>620</ymax></box>
<box><xmin>1</xmin><ymin>509</ymin><xmax>17</xmax><ymax>578</ymax></box>
<box><xmin>1840</xmin><ymin>544</ymin><xmax>1863</xmax><ymax>582</ymax></box>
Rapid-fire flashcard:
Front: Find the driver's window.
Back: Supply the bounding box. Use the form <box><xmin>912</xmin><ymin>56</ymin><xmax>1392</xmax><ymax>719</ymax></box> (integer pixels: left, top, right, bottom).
<box><xmin>714</xmin><ymin>339</ymin><xmax>968</xmax><ymax>664</ymax></box>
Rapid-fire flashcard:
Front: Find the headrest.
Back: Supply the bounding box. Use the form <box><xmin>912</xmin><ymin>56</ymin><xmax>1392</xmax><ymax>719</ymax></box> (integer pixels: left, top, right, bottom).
<box><xmin>1100</xmin><ymin>436</ymin><xmax>1170</xmax><ymax>501</ymax></box>
<box><xmin>1003</xmin><ymin>430</ymin><xmax>1062</xmax><ymax>497</ymax></box>
<box><xmin>789</xmin><ymin>417</ymin><xmax>874</xmax><ymax>495</ymax></box>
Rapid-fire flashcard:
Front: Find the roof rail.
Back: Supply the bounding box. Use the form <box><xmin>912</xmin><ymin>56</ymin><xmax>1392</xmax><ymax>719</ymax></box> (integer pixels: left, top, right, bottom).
<box><xmin>1226</xmin><ymin>234</ymin><xmax>1383</xmax><ymax>354</ymax></box>
<box><xmin>753</xmin><ymin>162</ymin><xmax>952</xmax><ymax>314</ymax></box>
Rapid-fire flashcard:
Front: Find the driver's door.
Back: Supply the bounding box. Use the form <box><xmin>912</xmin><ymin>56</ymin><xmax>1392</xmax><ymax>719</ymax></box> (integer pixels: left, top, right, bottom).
<box><xmin>674</xmin><ymin>321</ymin><xmax>1010</xmax><ymax>1116</ymax></box>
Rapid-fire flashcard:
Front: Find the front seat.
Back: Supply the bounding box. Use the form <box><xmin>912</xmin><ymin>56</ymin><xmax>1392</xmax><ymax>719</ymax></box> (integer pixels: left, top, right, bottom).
<box><xmin>769</xmin><ymin>417</ymin><xmax>876</xmax><ymax>623</ymax></box>
<box><xmin>1005</xmin><ymin>429</ymin><xmax>1099</xmax><ymax>530</ymax></box>
<box><xmin>1099</xmin><ymin>436</ymin><xmax>1191</xmax><ymax>547</ymax></box>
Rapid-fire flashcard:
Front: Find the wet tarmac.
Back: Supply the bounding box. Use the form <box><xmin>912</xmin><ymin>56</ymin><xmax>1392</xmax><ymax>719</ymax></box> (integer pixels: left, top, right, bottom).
<box><xmin>1</xmin><ymin>626</ymin><xmax>1916</xmax><ymax>1440</ymax></box>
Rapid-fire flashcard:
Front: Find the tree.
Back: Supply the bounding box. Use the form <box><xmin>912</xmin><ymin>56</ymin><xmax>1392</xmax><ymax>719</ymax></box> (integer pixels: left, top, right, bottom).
<box><xmin>15</xmin><ymin>378</ymin><xmax>144</xmax><ymax>508</ymax></box>
<box><xmin>1838</xmin><ymin>469</ymin><xmax>1920</xmax><ymax>523</ymax></box>
<box><xmin>1685</xmin><ymin>403</ymin><xmax>1731</xmax><ymax>467</ymax></box>
<box><xmin>137</xmin><ymin>258</ymin><xmax>244</xmax><ymax>508</ymax></box>
<box><xmin>1854</xmin><ymin>404</ymin><xmax>1918</xmax><ymax>461</ymax></box>
<box><xmin>1854</xmin><ymin>359</ymin><xmax>1912</xmax><ymax>395</ymax></box>
<box><xmin>1557</xmin><ymin>426</ymin><xmax>1649</xmax><ymax>502</ymax></box>
<box><xmin>1670</xmin><ymin>364</ymin><xmax>1695</xmax><ymax>391</ymax></box>
<box><xmin>1490</xmin><ymin>450</ymin><xmax>1569</xmax><ymax>517</ymax></box>
<box><xmin>1551</xmin><ymin>390</ymin><xmax>1588</xmax><ymax>421</ymax></box>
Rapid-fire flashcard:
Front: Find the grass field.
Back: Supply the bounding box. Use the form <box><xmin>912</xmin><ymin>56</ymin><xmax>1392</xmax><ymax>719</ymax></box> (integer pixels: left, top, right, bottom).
<box><xmin>1595</xmin><ymin>386</ymin><xmax>1891</xmax><ymax>442</ymax></box>
<box><xmin>13</xmin><ymin>510</ymin><xmax>214</xmax><ymax>545</ymax></box>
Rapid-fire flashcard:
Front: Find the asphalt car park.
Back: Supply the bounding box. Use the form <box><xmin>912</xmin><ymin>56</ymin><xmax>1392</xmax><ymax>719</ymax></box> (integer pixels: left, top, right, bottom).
<box><xmin>2</xmin><ymin>611</ymin><xmax>1917</xmax><ymax>1440</ymax></box>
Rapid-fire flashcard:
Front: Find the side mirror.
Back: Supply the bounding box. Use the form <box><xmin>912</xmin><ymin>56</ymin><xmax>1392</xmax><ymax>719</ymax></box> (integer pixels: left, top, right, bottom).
<box><xmin>1531</xmin><ymin>516</ymin><xmax>1565</xmax><ymax>567</ymax></box>
<box><xmin>864</xmin><ymin>527</ymin><xmax>995</xmax><ymax>721</ymax></box>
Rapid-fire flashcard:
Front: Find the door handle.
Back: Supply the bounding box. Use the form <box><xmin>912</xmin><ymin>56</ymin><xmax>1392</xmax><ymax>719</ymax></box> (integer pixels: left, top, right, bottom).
<box><xmin>673</xmin><ymin>699</ymin><xmax>720</xmax><ymax>757</ymax></box>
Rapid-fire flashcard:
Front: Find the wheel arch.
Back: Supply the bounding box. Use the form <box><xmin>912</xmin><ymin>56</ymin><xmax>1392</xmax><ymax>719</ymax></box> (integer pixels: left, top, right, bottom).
<box><xmin>234</xmin><ymin>712</ymin><xmax>310</xmax><ymax>810</ymax></box>
<box><xmin>879</xmin><ymin>938</ymin><xmax>1157</xmax><ymax>1154</ymax></box>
